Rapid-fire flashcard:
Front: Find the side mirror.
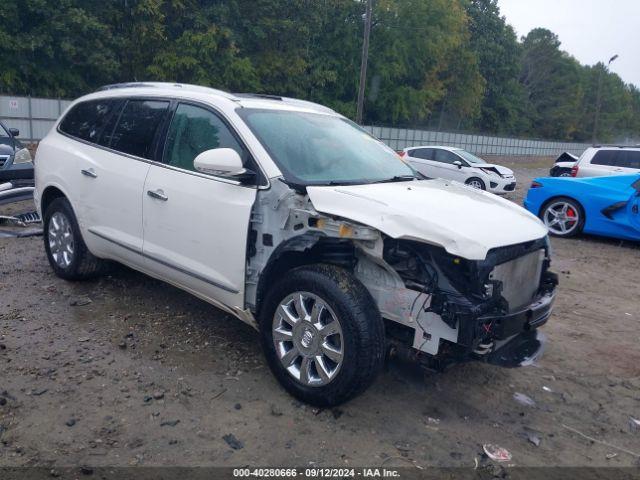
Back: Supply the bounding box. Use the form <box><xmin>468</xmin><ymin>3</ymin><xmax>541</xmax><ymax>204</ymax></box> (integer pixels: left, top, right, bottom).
<box><xmin>453</xmin><ymin>160</ymin><xmax>463</xmax><ymax>169</ymax></box>
<box><xmin>194</xmin><ymin>148</ymin><xmax>245</xmax><ymax>177</ymax></box>
<box><xmin>8</xmin><ymin>128</ymin><xmax>19</xmax><ymax>137</ymax></box>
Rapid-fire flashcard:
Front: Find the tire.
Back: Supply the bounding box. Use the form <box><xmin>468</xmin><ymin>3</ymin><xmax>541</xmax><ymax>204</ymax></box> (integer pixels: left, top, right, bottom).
<box><xmin>259</xmin><ymin>264</ymin><xmax>385</xmax><ymax>406</ymax></box>
<box><xmin>540</xmin><ymin>196</ymin><xmax>585</xmax><ymax>238</ymax></box>
<box><xmin>43</xmin><ymin>197</ymin><xmax>107</xmax><ymax>280</ymax></box>
<box><xmin>465</xmin><ymin>177</ymin><xmax>486</xmax><ymax>190</ymax></box>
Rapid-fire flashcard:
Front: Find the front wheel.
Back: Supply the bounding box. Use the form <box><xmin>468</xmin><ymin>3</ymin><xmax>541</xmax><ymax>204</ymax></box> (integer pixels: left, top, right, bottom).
<box><xmin>540</xmin><ymin>197</ymin><xmax>584</xmax><ymax>237</ymax></box>
<box><xmin>465</xmin><ymin>177</ymin><xmax>486</xmax><ymax>190</ymax></box>
<box><xmin>259</xmin><ymin>264</ymin><xmax>385</xmax><ymax>406</ymax></box>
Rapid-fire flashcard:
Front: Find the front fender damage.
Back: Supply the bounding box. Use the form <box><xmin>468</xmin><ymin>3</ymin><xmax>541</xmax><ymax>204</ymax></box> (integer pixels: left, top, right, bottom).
<box><xmin>247</xmin><ymin>179</ymin><xmax>556</xmax><ymax>369</ymax></box>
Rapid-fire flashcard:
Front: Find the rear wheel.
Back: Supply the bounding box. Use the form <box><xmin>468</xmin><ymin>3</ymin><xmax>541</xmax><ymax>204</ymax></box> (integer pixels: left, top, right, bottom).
<box><xmin>465</xmin><ymin>177</ymin><xmax>486</xmax><ymax>190</ymax></box>
<box><xmin>259</xmin><ymin>264</ymin><xmax>385</xmax><ymax>406</ymax></box>
<box><xmin>43</xmin><ymin>197</ymin><xmax>107</xmax><ymax>280</ymax></box>
<box><xmin>541</xmin><ymin>197</ymin><xmax>584</xmax><ymax>237</ymax></box>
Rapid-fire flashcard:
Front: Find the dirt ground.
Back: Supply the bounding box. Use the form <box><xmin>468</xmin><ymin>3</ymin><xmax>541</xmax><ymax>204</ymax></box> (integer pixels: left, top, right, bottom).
<box><xmin>1</xmin><ymin>159</ymin><xmax>639</xmax><ymax>472</ymax></box>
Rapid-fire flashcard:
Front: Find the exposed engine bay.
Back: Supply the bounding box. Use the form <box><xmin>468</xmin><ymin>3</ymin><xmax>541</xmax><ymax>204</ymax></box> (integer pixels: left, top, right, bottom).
<box><xmin>245</xmin><ymin>178</ymin><xmax>557</xmax><ymax>370</ymax></box>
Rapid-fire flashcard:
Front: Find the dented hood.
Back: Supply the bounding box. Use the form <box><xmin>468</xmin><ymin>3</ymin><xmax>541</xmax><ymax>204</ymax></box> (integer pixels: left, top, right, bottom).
<box><xmin>307</xmin><ymin>179</ymin><xmax>547</xmax><ymax>260</ymax></box>
<box><xmin>482</xmin><ymin>163</ymin><xmax>514</xmax><ymax>176</ymax></box>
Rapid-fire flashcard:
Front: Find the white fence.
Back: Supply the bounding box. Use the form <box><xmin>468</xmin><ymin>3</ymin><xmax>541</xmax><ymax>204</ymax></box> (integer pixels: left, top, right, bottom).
<box><xmin>0</xmin><ymin>95</ymin><xmax>590</xmax><ymax>157</ymax></box>
<box><xmin>0</xmin><ymin>95</ymin><xmax>73</xmax><ymax>142</ymax></box>
<box><xmin>363</xmin><ymin>126</ymin><xmax>590</xmax><ymax>157</ymax></box>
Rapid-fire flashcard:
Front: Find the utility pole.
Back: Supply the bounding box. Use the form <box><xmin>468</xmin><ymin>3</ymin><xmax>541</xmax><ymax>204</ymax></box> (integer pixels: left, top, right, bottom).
<box><xmin>356</xmin><ymin>0</ymin><xmax>373</xmax><ymax>125</ymax></box>
<box><xmin>592</xmin><ymin>54</ymin><xmax>618</xmax><ymax>143</ymax></box>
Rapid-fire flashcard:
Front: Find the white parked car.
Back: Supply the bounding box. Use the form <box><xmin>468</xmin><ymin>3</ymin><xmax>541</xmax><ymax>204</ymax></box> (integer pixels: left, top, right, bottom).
<box><xmin>571</xmin><ymin>145</ymin><xmax>640</xmax><ymax>177</ymax></box>
<box><xmin>401</xmin><ymin>146</ymin><xmax>516</xmax><ymax>194</ymax></box>
<box><xmin>35</xmin><ymin>83</ymin><xmax>557</xmax><ymax>406</ymax></box>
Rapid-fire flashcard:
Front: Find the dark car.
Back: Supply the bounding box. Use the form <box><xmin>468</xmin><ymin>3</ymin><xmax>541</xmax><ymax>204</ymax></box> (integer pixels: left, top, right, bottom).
<box><xmin>0</xmin><ymin>120</ymin><xmax>33</xmax><ymax>184</ymax></box>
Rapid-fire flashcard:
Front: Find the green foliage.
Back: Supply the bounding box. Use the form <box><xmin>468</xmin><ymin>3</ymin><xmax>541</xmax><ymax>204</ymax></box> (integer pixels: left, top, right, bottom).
<box><xmin>0</xmin><ymin>0</ymin><xmax>638</xmax><ymax>142</ymax></box>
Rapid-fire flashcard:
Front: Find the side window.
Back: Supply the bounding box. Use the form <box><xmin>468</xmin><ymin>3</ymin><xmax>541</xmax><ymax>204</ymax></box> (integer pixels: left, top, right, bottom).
<box><xmin>59</xmin><ymin>99</ymin><xmax>120</xmax><ymax>143</ymax></box>
<box><xmin>621</xmin><ymin>151</ymin><xmax>640</xmax><ymax>169</ymax></box>
<box><xmin>164</xmin><ymin>103</ymin><xmax>247</xmax><ymax>173</ymax></box>
<box><xmin>434</xmin><ymin>149</ymin><xmax>458</xmax><ymax>164</ymax></box>
<box><xmin>410</xmin><ymin>148</ymin><xmax>434</xmax><ymax>160</ymax></box>
<box><xmin>591</xmin><ymin>150</ymin><xmax>618</xmax><ymax>167</ymax></box>
<box><xmin>110</xmin><ymin>100</ymin><xmax>170</xmax><ymax>159</ymax></box>
<box><xmin>0</xmin><ymin>125</ymin><xmax>9</xmax><ymax>138</ymax></box>
<box><xmin>96</xmin><ymin>101</ymin><xmax>125</xmax><ymax>148</ymax></box>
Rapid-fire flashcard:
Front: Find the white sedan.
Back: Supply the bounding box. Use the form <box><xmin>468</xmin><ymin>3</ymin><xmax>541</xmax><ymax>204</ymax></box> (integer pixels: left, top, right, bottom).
<box><xmin>401</xmin><ymin>145</ymin><xmax>516</xmax><ymax>194</ymax></box>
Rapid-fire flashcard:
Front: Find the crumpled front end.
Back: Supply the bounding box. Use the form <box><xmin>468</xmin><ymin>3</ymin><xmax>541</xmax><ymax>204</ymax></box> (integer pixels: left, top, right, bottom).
<box><xmin>354</xmin><ymin>235</ymin><xmax>557</xmax><ymax>369</ymax></box>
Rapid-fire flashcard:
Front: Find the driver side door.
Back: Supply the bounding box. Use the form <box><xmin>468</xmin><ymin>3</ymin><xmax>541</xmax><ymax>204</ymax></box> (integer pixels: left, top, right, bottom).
<box><xmin>142</xmin><ymin>102</ymin><xmax>258</xmax><ymax>312</ymax></box>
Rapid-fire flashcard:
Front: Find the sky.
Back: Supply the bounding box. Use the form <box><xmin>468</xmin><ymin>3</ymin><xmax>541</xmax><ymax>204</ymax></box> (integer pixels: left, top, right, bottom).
<box><xmin>498</xmin><ymin>0</ymin><xmax>640</xmax><ymax>88</ymax></box>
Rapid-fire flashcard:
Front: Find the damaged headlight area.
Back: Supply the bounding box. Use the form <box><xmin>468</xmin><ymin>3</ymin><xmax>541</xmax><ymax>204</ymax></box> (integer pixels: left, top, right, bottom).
<box><xmin>378</xmin><ymin>237</ymin><xmax>557</xmax><ymax>369</ymax></box>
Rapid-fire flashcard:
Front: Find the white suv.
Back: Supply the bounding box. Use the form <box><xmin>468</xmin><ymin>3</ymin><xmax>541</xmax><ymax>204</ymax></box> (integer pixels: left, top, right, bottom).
<box><xmin>35</xmin><ymin>83</ymin><xmax>557</xmax><ymax>406</ymax></box>
<box><xmin>401</xmin><ymin>146</ymin><xmax>516</xmax><ymax>194</ymax></box>
<box><xmin>572</xmin><ymin>146</ymin><xmax>640</xmax><ymax>177</ymax></box>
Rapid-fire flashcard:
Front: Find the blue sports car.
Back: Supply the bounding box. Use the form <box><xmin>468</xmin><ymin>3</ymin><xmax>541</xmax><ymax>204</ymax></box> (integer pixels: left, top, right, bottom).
<box><xmin>524</xmin><ymin>174</ymin><xmax>640</xmax><ymax>240</ymax></box>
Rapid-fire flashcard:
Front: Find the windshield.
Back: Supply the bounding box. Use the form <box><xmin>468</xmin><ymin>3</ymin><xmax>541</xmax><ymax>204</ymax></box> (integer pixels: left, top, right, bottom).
<box><xmin>237</xmin><ymin>108</ymin><xmax>416</xmax><ymax>185</ymax></box>
<box><xmin>454</xmin><ymin>149</ymin><xmax>487</xmax><ymax>165</ymax></box>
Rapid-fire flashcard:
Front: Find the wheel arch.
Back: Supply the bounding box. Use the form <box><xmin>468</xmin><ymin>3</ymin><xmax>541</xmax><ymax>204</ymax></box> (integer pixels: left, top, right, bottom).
<box><xmin>254</xmin><ymin>234</ymin><xmax>358</xmax><ymax>318</ymax></box>
<box><xmin>41</xmin><ymin>185</ymin><xmax>69</xmax><ymax>217</ymax></box>
<box><xmin>538</xmin><ymin>195</ymin><xmax>586</xmax><ymax>222</ymax></box>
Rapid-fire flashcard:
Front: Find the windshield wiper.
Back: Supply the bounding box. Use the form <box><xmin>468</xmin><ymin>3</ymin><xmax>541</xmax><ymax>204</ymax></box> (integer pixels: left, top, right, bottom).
<box><xmin>372</xmin><ymin>175</ymin><xmax>417</xmax><ymax>184</ymax></box>
<box><xmin>326</xmin><ymin>180</ymin><xmax>368</xmax><ymax>186</ymax></box>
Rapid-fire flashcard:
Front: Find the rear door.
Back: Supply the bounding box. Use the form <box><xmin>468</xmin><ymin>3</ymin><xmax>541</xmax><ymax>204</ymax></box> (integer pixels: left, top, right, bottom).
<box><xmin>73</xmin><ymin>98</ymin><xmax>170</xmax><ymax>268</ymax></box>
<box><xmin>406</xmin><ymin>148</ymin><xmax>438</xmax><ymax>177</ymax></box>
<box><xmin>142</xmin><ymin>102</ymin><xmax>257</xmax><ymax>311</ymax></box>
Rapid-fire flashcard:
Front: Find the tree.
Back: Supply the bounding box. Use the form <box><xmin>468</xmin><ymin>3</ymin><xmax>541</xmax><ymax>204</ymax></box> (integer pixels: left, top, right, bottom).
<box><xmin>519</xmin><ymin>28</ymin><xmax>583</xmax><ymax>139</ymax></box>
<box><xmin>465</xmin><ymin>0</ymin><xmax>529</xmax><ymax>135</ymax></box>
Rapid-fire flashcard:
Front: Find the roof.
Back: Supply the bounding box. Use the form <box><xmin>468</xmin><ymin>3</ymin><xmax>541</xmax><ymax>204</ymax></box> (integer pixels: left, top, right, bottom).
<box><xmin>403</xmin><ymin>145</ymin><xmax>463</xmax><ymax>152</ymax></box>
<box><xmin>94</xmin><ymin>82</ymin><xmax>337</xmax><ymax>115</ymax></box>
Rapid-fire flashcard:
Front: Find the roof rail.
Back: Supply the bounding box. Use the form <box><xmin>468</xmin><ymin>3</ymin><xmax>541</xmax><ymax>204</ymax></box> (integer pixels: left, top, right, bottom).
<box><xmin>592</xmin><ymin>144</ymin><xmax>640</xmax><ymax>148</ymax></box>
<box><xmin>95</xmin><ymin>82</ymin><xmax>236</xmax><ymax>99</ymax></box>
<box><xmin>96</xmin><ymin>82</ymin><xmax>161</xmax><ymax>91</ymax></box>
<box><xmin>233</xmin><ymin>93</ymin><xmax>284</xmax><ymax>101</ymax></box>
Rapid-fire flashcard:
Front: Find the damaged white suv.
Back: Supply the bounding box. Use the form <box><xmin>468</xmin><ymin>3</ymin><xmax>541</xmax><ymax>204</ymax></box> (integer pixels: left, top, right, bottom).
<box><xmin>35</xmin><ymin>83</ymin><xmax>558</xmax><ymax>406</ymax></box>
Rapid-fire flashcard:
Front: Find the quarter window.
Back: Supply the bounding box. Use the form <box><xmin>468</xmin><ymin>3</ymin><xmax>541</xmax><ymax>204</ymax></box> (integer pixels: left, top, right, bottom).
<box><xmin>109</xmin><ymin>100</ymin><xmax>170</xmax><ymax>159</ymax></box>
<box><xmin>59</xmin><ymin>99</ymin><xmax>120</xmax><ymax>143</ymax></box>
<box><xmin>164</xmin><ymin>103</ymin><xmax>246</xmax><ymax>173</ymax></box>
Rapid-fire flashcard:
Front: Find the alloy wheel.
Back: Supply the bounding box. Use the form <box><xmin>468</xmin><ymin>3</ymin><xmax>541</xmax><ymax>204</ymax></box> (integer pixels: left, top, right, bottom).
<box><xmin>467</xmin><ymin>179</ymin><xmax>484</xmax><ymax>189</ymax></box>
<box><xmin>48</xmin><ymin>211</ymin><xmax>75</xmax><ymax>268</ymax></box>
<box><xmin>543</xmin><ymin>201</ymin><xmax>580</xmax><ymax>235</ymax></box>
<box><xmin>272</xmin><ymin>292</ymin><xmax>344</xmax><ymax>387</ymax></box>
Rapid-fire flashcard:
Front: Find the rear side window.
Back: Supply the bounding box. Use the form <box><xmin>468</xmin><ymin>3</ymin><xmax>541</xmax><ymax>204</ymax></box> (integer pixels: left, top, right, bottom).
<box><xmin>164</xmin><ymin>103</ymin><xmax>247</xmax><ymax>172</ymax></box>
<box><xmin>591</xmin><ymin>150</ymin><xmax>618</xmax><ymax>166</ymax></box>
<box><xmin>59</xmin><ymin>99</ymin><xmax>120</xmax><ymax>143</ymax></box>
<box><xmin>592</xmin><ymin>150</ymin><xmax>640</xmax><ymax>169</ymax></box>
<box><xmin>434</xmin><ymin>149</ymin><xmax>459</xmax><ymax>164</ymax></box>
<box><xmin>410</xmin><ymin>148</ymin><xmax>434</xmax><ymax>160</ymax></box>
<box><xmin>621</xmin><ymin>151</ymin><xmax>640</xmax><ymax>169</ymax></box>
<box><xmin>109</xmin><ymin>100</ymin><xmax>170</xmax><ymax>159</ymax></box>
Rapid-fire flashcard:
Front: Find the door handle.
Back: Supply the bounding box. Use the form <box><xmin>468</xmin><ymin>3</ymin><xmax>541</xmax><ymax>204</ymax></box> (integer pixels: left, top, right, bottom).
<box><xmin>80</xmin><ymin>168</ymin><xmax>97</xmax><ymax>178</ymax></box>
<box><xmin>147</xmin><ymin>189</ymin><xmax>168</xmax><ymax>201</ymax></box>
<box><xmin>633</xmin><ymin>204</ymin><xmax>639</xmax><ymax>214</ymax></box>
